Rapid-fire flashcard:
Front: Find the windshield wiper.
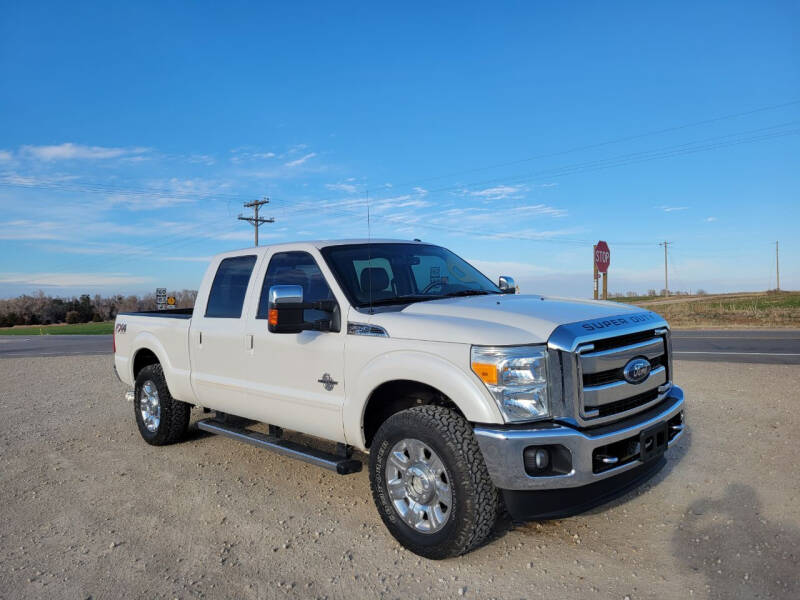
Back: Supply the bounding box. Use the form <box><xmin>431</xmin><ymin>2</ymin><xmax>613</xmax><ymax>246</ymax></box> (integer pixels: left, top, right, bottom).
<box><xmin>360</xmin><ymin>294</ymin><xmax>440</xmax><ymax>307</ymax></box>
<box><xmin>440</xmin><ymin>290</ymin><xmax>500</xmax><ymax>298</ymax></box>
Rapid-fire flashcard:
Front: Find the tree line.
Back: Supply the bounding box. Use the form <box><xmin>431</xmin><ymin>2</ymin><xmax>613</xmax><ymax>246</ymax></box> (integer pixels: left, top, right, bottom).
<box><xmin>0</xmin><ymin>290</ymin><xmax>198</xmax><ymax>328</ymax></box>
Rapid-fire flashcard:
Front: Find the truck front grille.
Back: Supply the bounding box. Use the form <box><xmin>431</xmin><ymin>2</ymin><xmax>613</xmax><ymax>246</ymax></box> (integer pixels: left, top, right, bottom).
<box><xmin>576</xmin><ymin>328</ymin><xmax>671</xmax><ymax>424</ymax></box>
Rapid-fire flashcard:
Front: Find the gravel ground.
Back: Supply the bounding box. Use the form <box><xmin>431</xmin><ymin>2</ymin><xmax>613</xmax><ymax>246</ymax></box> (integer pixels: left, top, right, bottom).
<box><xmin>1</xmin><ymin>356</ymin><xmax>798</xmax><ymax>600</ymax></box>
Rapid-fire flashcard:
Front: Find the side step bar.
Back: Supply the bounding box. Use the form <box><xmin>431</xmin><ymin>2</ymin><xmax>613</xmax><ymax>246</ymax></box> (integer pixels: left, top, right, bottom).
<box><xmin>196</xmin><ymin>418</ymin><xmax>362</xmax><ymax>475</ymax></box>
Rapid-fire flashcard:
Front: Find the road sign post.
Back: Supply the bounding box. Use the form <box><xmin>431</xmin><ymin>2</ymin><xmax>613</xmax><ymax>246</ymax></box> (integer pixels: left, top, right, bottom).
<box><xmin>594</xmin><ymin>241</ymin><xmax>610</xmax><ymax>300</ymax></box>
<box><xmin>156</xmin><ymin>287</ymin><xmax>167</xmax><ymax>311</ymax></box>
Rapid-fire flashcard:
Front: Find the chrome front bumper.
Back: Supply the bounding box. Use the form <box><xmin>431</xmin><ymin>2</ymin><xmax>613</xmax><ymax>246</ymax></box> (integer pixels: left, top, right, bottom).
<box><xmin>474</xmin><ymin>386</ymin><xmax>685</xmax><ymax>490</ymax></box>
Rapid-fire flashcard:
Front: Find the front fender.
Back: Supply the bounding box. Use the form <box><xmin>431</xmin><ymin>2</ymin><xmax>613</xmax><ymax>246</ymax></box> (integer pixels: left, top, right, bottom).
<box><xmin>343</xmin><ymin>349</ymin><xmax>504</xmax><ymax>449</ymax></box>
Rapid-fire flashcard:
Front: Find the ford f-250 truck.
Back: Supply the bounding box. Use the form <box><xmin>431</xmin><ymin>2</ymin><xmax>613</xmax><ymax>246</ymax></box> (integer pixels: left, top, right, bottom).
<box><xmin>113</xmin><ymin>239</ymin><xmax>685</xmax><ymax>559</ymax></box>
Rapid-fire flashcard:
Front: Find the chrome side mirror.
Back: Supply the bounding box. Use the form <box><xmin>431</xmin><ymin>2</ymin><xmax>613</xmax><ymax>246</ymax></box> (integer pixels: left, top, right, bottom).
<box><xmin>269</xmin><ymin>284</ymin><xmax>303</xmax><ymax>306</ymax></box>
<box><xmin>267</xmin><ymin>285</ymin><xmax>304</xmax><ymax>333</ymax></box>
<box><xmin>498</xmin><ymin>275</ymin><xmax>516</xmax><ymax>294</ymax></box>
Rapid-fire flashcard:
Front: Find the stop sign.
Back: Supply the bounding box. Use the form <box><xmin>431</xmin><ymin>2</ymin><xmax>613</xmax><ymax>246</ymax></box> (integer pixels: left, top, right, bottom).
<box><xmin>595</xmin><ymin>241</ymin><xmax>610</xmax><ymax>273</ymax></box>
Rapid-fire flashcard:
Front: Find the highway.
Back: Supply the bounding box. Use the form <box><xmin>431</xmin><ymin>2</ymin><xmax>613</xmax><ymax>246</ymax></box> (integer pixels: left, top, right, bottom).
<box><xmin>670</xmin><ymin>330</ymin><xmax>800</xmax><ymax>365</ymax></box>
<box><xmin>1</xmin><ymin>330</ymin><xmax>798</xmax><ymax>364</ymax></box>
<box><xmin>0</xmin><ymin>334</ymin><xmax>111</xmax><ymax>358</ymax></box>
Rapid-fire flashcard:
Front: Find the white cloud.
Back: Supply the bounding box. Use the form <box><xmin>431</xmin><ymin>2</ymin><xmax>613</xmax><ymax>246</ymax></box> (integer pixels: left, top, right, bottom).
<box><xmin>0</xmin><ymin>150</ymin><xmax>13</xmax><ymax>161</ymax></box>
<box><xmin>285</xmin><ymin>152</ymin><xmax>317</xmax><ymax>167</ymax></box>
<box><xmin>658</xmin><ymin>206</ymin><xmax>688</xmax><ymax>212</ymax></box>
<box><xmin>0</xmin><ymin>272</ymin><xmax>152</xmax><ymax>287</ymax></box>
<box><xmin>506</xmin><ymin>204</ymin><xmax>568</xmax><ymax>218</ymax></box>
<box><xmin>467</xmin><ymin>185</ymin><xmax>526</xmax><ymax>200</ymax></box>
<box><xmin>20</xmin><ymin>143</ymin><xmax>149</xmax><ymax>161</ymax></box>
<box><xmin>0</xmin><ymin>172</ymin><xmax>80</xmax><ymax>187</ymax></box>
<box><xmin>325</xmin><ymin>182</ymin><xmax>359</xmax><ymax>194</ymax></box>
<box><xmin>0</xmin><ymin>220</ymin><xmax>65</xmax><ymax>240</ymax></box>
<box><xmin>229</xmin><ymin>149</ymin><xmax>275</xmax><ymax>163</ymax></box>
<box><xmin>705</xmin><ymin>216</ymin><xmax>717</xmax><ymax>222</ymax></box>
<box><xmin>187</xmin><ymin>154</ymin><xmax>216</xmax><ymax>165</ymax></box>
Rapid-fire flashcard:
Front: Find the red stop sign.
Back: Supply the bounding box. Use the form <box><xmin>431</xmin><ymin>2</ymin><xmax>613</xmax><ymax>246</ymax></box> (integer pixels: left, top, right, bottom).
<box><xmin>595</xmin><ymin>241</ymin><xmax>610</xmax><ymax>273</ymax></box>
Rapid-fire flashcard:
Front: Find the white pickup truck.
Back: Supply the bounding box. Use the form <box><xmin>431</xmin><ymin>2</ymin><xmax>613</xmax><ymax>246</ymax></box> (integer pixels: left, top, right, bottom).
<box><xmin>113</xmin><ymin>239</ymin><xmax>685</xmax><ymax>558</ymax></box>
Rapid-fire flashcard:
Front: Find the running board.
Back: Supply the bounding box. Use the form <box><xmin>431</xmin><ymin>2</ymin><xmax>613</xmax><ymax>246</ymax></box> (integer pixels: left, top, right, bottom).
<box><xmin>196</xmin><ymin>419</ymin><xmax>362</xmax><ymax>475</ymax></box>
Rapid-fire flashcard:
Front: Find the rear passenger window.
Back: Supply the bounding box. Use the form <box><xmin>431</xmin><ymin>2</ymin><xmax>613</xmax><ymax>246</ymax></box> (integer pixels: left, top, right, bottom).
<box><xmin>205</xmin><ymin>255</ymin><xmax>257</xmax><ymax>318</ymax></box>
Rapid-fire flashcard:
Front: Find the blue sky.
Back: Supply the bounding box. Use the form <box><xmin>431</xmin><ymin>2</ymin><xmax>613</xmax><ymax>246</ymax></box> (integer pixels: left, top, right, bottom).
<box><xmin>1</xmin><ymin>1</ymin><xmax>798</xmax><ymax>298</ymax></box>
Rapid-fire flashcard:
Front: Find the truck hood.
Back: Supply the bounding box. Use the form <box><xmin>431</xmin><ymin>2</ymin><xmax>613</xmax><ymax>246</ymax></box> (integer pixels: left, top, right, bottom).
<box><xmin>366</xmin><ymin>294</ymin><xmax>658</xmax><ymax>346</ymax></box>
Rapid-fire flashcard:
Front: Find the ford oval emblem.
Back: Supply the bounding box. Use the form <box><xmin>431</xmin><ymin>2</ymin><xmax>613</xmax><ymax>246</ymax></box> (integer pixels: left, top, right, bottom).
<box><xmin>623</xmin><ymin>357</ymin><xmax>651</xmax><ymax>384</ymax></box>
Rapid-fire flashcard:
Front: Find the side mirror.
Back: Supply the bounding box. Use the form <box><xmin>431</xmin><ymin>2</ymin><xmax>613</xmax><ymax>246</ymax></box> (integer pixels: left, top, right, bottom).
<box><xmin>498</xmin><ymin>275</ymin><xmax>517</xmax><ymax>294</ymax></box>
<box><xmin>267</xmin><ymin>285</ymin><xmax>340</xmax><ymax>333</ymax></box>
<box><xmin>268</xmin><ymin>285</ymin><xmax>305</xmax><ymax>333</ymax></box>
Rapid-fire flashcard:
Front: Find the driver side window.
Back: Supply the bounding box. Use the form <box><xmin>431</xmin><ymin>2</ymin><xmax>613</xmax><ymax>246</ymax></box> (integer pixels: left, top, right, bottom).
<box><xmin>256</xmin><ymin>251</ymin><xmax>334</xmax><ymax>321</ymax></box>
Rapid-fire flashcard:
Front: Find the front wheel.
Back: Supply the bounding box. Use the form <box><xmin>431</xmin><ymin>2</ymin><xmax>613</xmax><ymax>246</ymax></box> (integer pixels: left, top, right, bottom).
<box><xmin>134</xmin><ymin>364</ymin><xmax>190</xmax><ymax>446</ymax></box>
<box><xmin>369</xmin><ymin>405</ymin><xmax>499</xmax><ymax>559</ymax></box>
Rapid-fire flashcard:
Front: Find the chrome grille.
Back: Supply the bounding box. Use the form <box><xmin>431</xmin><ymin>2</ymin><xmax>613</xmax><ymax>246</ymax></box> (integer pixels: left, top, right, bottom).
<box><xmin>547</xmin><ymin>311</ymin><xmax>674</xmax><ymax>427</ymax></box>
<box><xmin>577</xmin><ymin>329</ymin><xmax>671</xmax><ymax>422</ymax></box>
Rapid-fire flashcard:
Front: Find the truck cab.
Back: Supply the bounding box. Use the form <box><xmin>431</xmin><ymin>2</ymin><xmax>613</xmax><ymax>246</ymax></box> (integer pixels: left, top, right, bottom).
<box><xmin>113</xmin><ymin>239</ymin><xmax>685</xmax><ymax>559</ymax></box>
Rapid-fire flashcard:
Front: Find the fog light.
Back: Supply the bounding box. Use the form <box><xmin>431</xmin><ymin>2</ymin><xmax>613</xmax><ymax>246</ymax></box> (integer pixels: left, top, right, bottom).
<box><xmin>524</xmin><ymin>445</ymin><xmax>572</xmax><ymax>476</ymax></box>
<box><xmin>533</xmin><ymin>448</ymin><xmax>550</xmax><ymax>470</ymax></box>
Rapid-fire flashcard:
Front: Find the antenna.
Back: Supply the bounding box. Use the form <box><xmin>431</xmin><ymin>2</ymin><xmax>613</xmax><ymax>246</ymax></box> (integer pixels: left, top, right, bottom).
<box><xmin>367</xmin><ymin>188</ymin><xmax>373</xmax><ymax>312</ymax></box>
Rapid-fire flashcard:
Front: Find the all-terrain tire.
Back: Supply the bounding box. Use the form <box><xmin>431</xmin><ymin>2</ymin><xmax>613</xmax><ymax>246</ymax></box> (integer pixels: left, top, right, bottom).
<box><xmin>134</xmin><ymin>363</ymin><xmax>191</xmax><ymax>446</ymax></box>
<box><xmin>369</xmin><ymin>405</ymin><xmax>499</xmax><ymax>559</ymax></box>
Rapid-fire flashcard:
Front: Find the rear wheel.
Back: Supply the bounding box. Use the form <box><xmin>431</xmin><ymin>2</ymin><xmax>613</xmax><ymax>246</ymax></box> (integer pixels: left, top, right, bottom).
<box><xmin>134</xmin><ymin>364</ymin><xmax>190</xmax><ymax>446</ymax></box>
<box><xmin>369</xmin><ymin>405</ymin><xmax>499</xmax><ymax>559</ymax></box>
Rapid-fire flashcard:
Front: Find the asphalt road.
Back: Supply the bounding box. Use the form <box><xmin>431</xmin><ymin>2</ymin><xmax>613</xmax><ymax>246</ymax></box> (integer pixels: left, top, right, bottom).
<box><xmin>1</xmin><ymin>330</ymin><xmax>798</xmax><ymax>364</ymax></box>
<box><xmin>671</xmin><ymin>330</ymin><xmax>800</xmax><ymax>365</ymax></box>
<box><xmin>0</xmin><ymin>334</ymin><xmax>111</xmax><ymax>358</ymax></box>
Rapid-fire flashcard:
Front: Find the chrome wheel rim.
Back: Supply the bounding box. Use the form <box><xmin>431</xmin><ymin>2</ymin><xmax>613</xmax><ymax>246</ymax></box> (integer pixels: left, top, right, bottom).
<box><xmin>139</xmin><ymin>380</ymin><xmax>161</xmax><ymax>433</ymax></box>
<box><xmin>385</xmin><ymin>438</ymin><xmax>452</xmax><ymax>534</ymax></box>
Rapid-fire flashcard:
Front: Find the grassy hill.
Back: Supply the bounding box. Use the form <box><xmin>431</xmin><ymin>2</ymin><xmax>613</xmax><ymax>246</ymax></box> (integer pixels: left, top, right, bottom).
<box><xmin>611</xmin><ymin>291</ymin><xmax>800</xmax><ymax>328</ymax></box>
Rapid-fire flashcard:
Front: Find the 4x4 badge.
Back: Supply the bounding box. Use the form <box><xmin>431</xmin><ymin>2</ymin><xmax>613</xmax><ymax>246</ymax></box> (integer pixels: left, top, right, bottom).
<box><xmin>317</xmin><ymin>373</ymin><xmax>338</xmax><ymax>391</ymax></box>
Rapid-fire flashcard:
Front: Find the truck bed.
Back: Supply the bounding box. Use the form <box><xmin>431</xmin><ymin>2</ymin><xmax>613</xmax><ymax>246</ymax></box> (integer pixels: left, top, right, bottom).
<box><xmin>117</xmin><ymin>309</ymin><xmax>193</xmax><ymax>319</ymax></box>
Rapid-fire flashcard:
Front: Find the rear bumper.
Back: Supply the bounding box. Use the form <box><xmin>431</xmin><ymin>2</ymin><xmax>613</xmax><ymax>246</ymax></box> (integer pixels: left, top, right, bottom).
<box><xmin>473</xmin><ymin>386</ymin><xmax>685</xmax><ymax>491</ymax></box>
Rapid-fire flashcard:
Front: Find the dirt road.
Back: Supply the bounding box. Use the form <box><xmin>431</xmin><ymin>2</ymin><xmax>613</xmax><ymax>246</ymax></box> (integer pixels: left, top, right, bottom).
<box><xmin>1</xmin><ymin>356</ymin><xmax>798</xmax><ymax>599</ymax></box>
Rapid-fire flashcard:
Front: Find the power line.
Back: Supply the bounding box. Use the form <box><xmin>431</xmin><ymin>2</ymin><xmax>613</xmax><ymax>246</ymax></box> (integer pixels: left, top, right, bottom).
<box><xmin>380</xmin><ymin>99</ymin><xmax>800</xmax><ymax>190</ymax></box>
<box><xmin>238</xmin><ymin>197</ymin><xmax>274</xmax><ymax>246</ymax></box>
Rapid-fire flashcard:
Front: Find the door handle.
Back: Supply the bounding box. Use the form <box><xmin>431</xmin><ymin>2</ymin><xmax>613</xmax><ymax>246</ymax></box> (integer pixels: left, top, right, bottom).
<box><xmin>245</xmin><ymin>334</ymin><xmax>254</xmax><ymax>350</ymax></box>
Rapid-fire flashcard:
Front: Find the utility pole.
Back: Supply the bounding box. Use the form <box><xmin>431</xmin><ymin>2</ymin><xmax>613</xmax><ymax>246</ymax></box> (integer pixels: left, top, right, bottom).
<box><xmin>776</xmin><ymin>241</ymin><xmax>780</xmax><ymax>292</ymax></box>
<box><xmin>238</xmin><ymin>197</ymin><xmax>274</xmax><ymax>246</ymax></box>
<box><xmin>659</xmin><ymin>241</ymin><xmax>671</xmax><ymax>296</ymax></box>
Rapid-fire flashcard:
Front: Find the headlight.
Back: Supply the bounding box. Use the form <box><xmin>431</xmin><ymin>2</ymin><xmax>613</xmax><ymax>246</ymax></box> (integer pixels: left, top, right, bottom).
<box><xmin>471</xmin><ymin>345</ymin><xmax>549</xmax><ymax>422</ymax></box>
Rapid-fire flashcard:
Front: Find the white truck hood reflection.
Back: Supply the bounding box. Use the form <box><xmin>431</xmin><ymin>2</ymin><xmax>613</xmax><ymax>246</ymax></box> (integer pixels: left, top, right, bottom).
<box><xmin>367</xmin><ymin>294</ymin><xmax>651</xmax><ymax>346</ymax></box>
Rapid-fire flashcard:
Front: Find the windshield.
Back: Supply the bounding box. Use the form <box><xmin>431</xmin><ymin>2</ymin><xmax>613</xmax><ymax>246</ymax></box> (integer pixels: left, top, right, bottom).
<box><xmin>320</xmin><ymin>243</ymin><xmax>501</xmax><ymax>308</ymax></box>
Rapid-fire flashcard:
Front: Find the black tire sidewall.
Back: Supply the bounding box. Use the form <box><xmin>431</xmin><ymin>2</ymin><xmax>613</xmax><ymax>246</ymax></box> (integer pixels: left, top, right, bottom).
<box><xmin>134</xmin><ymin>364</ymin><xmax>175</xmax><ymax>445</ymax></box>
<box><xmin>369</xmin><ymin>407</ymin><xmax>494</xmax><ymax>559</ymax></box>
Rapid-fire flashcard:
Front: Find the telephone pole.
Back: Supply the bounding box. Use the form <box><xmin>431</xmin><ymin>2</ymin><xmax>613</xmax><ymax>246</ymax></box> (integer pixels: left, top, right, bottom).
<box><xmin>238</xmin><ymin>197</ymin><xmax>274</xmax><ymax>246</ymax></box>
<box><xmin>776</xmin><ymin>241</ymin><xmax>780</xmax><ymax>292</ymax></box>
<box><xmin>659</xmin><ymin>241</ymin><xmax>671</xmax><ymax>296</ymax></box>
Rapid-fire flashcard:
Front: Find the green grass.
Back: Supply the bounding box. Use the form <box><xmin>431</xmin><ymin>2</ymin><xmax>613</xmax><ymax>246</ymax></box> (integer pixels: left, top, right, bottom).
<box><xmin>0</xmin><ymin>321</ymin><xmax>114</xmax><ymax>335</ymax></box>
<box><xmin>607</xmin><ymin>291</ymin><xmax>800</xmax><ymax>328</ymax></box>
